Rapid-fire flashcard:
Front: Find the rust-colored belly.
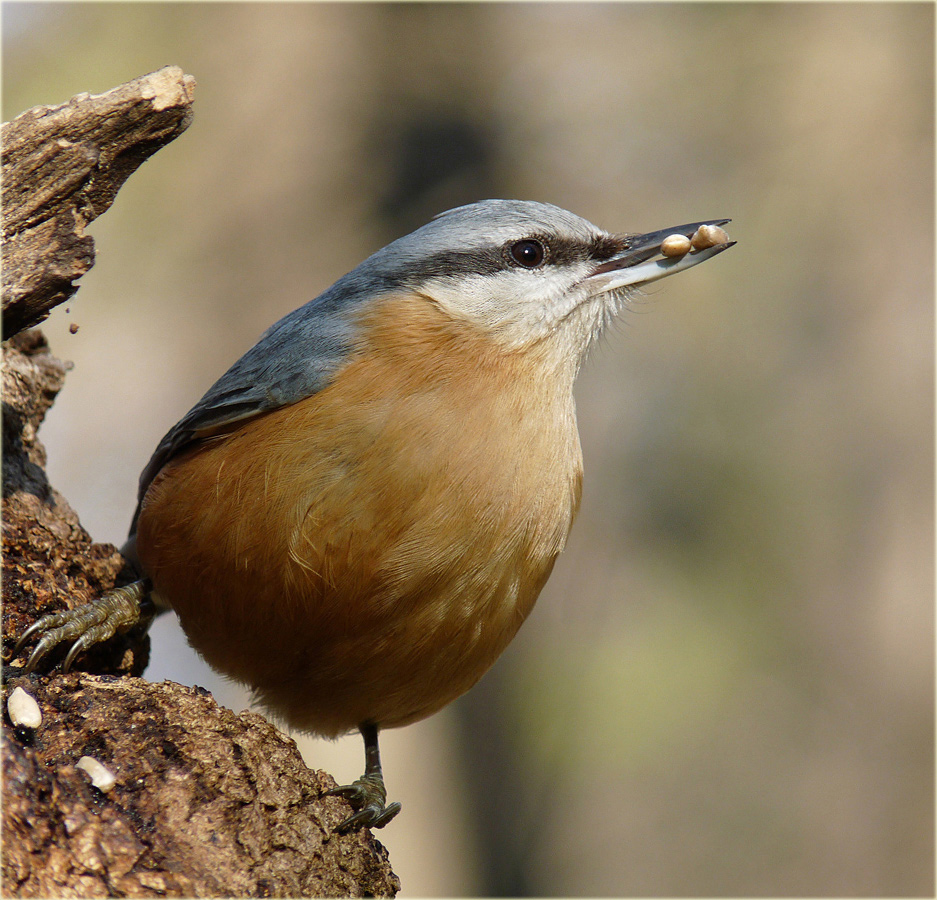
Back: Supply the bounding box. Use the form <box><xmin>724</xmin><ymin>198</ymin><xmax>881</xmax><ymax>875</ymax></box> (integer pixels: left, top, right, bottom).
<box><xmin>136</xmin><ymin>296</ymin><xmax>583</xmax><ymax>736</ymax></box>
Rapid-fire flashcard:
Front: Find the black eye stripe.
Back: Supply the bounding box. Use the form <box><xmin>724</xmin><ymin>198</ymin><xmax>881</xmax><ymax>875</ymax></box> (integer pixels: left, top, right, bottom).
<box><xmin>391</xmin><ymin>234</ymin><xmax>624</xmax><ymax>286</ymax></box>
<box><xmin>503</xmin><ymin>234</ymin><xmax>626</xmax><ymax>268</ymax></box>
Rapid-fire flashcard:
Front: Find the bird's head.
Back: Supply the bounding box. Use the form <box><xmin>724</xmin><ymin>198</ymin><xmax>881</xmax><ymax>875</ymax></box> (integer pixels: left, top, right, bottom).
<box><xmin>354</xmin><ymin>199</ymin><xmax>733</xmax><ymax>372</ymax></box>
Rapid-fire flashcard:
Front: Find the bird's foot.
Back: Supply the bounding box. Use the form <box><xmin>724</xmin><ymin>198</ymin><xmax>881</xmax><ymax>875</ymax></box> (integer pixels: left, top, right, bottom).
<box><xmin>326</xmin><ymin>773</ymin><xmax>402</xmax><ymax>832</ymax></box>
<box><xmin>8</xmin><ymin>581</ymin><xmax>152</xmax><ymax>673</ymax></box>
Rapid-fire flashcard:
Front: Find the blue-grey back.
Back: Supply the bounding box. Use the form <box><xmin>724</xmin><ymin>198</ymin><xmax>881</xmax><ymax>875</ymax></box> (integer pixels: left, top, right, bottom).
<box><xmin>130</xmin><ymin>200</ymin><xmax>602</xmax><ymax>532</ymax></box>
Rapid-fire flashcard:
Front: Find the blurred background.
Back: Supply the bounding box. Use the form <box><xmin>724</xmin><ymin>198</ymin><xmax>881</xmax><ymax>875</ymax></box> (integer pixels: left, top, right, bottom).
<box><xmin>3</xmin><ymin>2</ymin><xmax>932</xmax><ymax>895</ymax></box>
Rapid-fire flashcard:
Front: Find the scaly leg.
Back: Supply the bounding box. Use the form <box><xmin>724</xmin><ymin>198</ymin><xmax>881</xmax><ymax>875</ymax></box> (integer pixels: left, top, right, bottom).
<box><xmin>326</xmin><ymin>721</ymin><xmax>402</xmax><ymax>831</ymax></box>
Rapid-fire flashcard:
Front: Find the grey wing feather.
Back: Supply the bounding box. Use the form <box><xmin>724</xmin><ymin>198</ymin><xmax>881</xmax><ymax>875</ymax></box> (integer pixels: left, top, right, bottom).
<box><xmin>129</xmin><ymin>278</ymin><xmax>373</xmax><ymax>535</ymax></box>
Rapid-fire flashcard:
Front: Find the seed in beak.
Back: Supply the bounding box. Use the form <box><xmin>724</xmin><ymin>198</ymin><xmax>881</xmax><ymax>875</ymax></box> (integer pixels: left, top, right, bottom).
<box><xmin>690</xmin><ymin>224</ymin><xmax>730</xmax><ymax>251</ymax></box>
<box><xmin>661</xmin><ymin>234</ymin><xmax>692</xmax><ymax>257</ymax></box>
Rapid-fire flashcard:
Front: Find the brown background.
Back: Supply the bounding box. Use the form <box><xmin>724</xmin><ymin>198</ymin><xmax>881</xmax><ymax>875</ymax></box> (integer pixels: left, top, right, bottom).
<box><xmin>3</xmin><ymin>3</ymin><xmax>932</xmax><ymax>895</ymax></box>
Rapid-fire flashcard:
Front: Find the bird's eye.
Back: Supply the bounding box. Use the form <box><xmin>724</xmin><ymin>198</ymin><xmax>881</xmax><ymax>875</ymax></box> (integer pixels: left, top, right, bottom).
<box><xmin>509</xmin><ymin>239</ymin><xmax>546</xmax><ymax>268</ymax></box>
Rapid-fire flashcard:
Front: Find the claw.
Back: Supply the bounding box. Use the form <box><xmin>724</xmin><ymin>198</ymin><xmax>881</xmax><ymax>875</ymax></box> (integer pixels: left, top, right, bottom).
<box><xmin>326</xmin><ymin>723</ymin><xmax>401</xmax><ymax>832</ymax></box>
<box><xmin>12</xmin><ymin>612</ymin><xmax>76</xmax><ymax>662</ymax></box>
<box><xmin>10</xmin><ymin>581</ymin><xmax>151</xmax><ymax>673</ymax></box>
<box><xmin>331</xmin><ymin>799</ymin><xmax>402</xmax><ymax>832</ymax></box>
<box><xmin>327</xmin><ymin>776</ymin><xmax>402</xmax><ymax>832</ymax></box>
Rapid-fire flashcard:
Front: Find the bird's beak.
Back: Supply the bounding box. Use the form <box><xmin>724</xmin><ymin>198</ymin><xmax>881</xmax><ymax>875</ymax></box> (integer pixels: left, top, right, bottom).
<box><xmin>589</xmin><ymin>219</ymin><xmax>734</xmax><ymax>292</ymax></box>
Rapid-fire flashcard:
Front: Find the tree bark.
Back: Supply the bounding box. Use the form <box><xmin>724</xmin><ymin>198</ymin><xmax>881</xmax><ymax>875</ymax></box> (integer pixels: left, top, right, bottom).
<box><xmin>1</xmin><ymin>69</ymin><xmax>400</xmax><ymax>898</ymax></box>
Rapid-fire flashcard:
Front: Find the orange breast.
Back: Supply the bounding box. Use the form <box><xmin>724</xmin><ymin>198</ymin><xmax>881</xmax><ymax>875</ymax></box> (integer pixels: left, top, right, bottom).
<box><xmin>136</xmin><ymin>293</ymin><xmax>583</xmax><ymax>736</ymax></box>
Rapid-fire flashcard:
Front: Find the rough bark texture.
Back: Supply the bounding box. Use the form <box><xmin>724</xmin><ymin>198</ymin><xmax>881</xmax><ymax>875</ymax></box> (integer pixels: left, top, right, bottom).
<box><xmin>2</xmin><ymin>330</ymin><xmax>142</xmax><ymax>678</ymax></box>
<box><xmin>2</xmin><ymin>675</ymin><xmax>399</xmax><ymax>898</ymax></box>
<box><xmin>2</xmin><ymin>70</ymin><xmax>400</xmax><ymax>898</ymax></box>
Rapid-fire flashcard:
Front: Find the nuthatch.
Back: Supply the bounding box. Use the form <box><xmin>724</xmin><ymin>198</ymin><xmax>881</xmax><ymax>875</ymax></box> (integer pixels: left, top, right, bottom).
<box><xmin>14</xmin><ymin>200</ymin><xmax>733</xmax><ymax>830</ymax></box>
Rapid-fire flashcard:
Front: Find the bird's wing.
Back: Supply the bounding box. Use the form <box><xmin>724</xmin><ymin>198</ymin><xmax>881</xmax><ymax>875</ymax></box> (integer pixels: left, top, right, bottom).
<box><xmin>130</xmin><ymin>287</ymin><xmax>366</xmax><ymax>534</ymax></box>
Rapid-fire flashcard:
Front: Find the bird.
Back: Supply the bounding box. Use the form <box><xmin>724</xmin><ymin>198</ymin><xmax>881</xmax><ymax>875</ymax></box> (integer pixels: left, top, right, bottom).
<box><xmin>13</xmin><ymin>199</ymin><xmax>733</xmax><ymax>831</ymax></box>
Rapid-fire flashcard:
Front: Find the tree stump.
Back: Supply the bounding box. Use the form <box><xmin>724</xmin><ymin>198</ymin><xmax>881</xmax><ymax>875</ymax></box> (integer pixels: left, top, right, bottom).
<box><xmin>1</xmin><ymin>68</ymin><xmax>400</xmax><ymax>898</ymax></box>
